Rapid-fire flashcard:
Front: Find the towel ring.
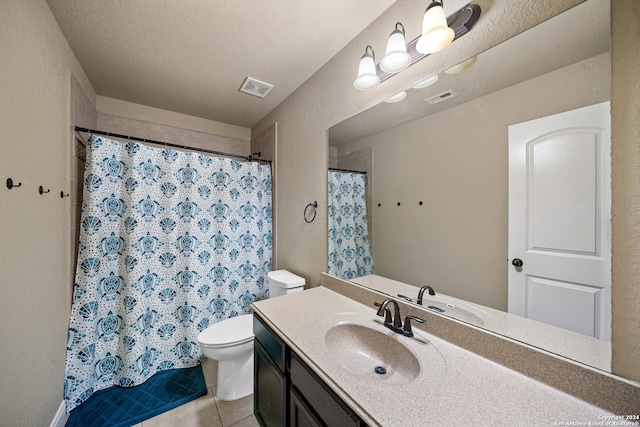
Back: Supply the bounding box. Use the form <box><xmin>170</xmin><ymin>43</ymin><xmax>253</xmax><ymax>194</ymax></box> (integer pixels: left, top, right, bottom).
<box><xmin>304</xmin><ymin>201</ymin><xmax>318</xmax><ymax>223</ymax></box>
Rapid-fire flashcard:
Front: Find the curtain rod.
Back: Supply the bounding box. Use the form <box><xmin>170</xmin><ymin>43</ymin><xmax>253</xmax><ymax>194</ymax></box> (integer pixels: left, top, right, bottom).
<box><xmin>329</xmin><ymin>167</ymin><xmax>367</xmax><ymax>175</ymax></box>
<box><xmin>75</xmin><ymin>126</ymin><xmax>272</xmax><ymax>164</ymax></box>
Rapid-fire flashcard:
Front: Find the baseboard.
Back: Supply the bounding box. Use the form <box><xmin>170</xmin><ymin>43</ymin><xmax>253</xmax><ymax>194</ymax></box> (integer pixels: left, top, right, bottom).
<box><xmin>50</xmin><ymin>401</ymin><xmax>68</xmax><ymax>427</ymax></box>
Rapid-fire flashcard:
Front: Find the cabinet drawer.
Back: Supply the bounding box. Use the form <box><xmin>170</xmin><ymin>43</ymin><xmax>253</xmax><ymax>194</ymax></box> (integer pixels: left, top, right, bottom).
<box><xmin>253</xmin><ymin>314</ymin><xmax>286</xmax><ymax>373</ymax></box>
<box><xmin>290</xmin><ymin>353</ymin><xmax>363</xmax><ymax>427</ymax></box>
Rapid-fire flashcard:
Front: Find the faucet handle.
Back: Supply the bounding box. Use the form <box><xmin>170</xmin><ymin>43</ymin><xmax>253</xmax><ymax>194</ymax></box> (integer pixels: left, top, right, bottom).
<box><xmin>402</xmin><ymin>315</ymin><xmax>426</xmax><ymax>337</ymax></box>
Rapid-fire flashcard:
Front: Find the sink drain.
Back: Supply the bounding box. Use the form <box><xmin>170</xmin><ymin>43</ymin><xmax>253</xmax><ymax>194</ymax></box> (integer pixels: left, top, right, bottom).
<box><xmin>374</xmin><ymin>366</ymin><xmax>387</xmax><ymax>375</ymax></box>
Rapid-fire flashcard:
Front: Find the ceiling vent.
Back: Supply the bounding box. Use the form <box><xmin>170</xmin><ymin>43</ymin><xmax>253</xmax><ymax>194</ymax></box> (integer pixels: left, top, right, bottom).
<box><xmin>239</xmin><ymin>77</ymin><xmax>274</xmax><ymax>99</ymax></box>
<box><xmin>425</xmin><ymin>90</ymin><xmax>457</xmax><ymax>105</ymax></box>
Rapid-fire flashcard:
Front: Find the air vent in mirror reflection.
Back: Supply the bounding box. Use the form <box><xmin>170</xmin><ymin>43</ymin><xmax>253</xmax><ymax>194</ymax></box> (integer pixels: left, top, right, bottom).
<box><xmin>425</xmin><ymin>90</ymin><xmax>457</xmax><ymax>105</ymax></box>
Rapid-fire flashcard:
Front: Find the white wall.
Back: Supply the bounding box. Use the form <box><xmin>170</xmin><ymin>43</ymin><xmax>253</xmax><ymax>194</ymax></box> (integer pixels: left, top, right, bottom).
<box><xmin>339</xmin><ymin>53</ymin><xmax>609</xmax><ymax>311</ymax></box>
<box><xmin>97</xmin><ymin>97</ymin><xmax>251</xmax><ymax>142</ymax></box>
<box><xmin>0</xmin><ymin>1</ymin><xmax>96</xmax><ymax>425</ymax></box>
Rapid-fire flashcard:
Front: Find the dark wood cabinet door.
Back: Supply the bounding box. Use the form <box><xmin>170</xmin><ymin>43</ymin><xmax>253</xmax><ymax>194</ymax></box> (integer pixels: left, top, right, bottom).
<box><xmin>290</xmin><ymin>387</ymin><xmax>324</xmax><ymax>427</ymax></box>
<box><xmin>255</xmin><ymin>340</ymin><xmax>286</xmax><ymax>427</ymax></box>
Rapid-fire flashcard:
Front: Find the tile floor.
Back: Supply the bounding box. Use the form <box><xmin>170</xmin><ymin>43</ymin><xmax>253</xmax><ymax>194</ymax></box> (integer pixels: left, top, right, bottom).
<box><xmin>132</xmin><ymin>359</ymin><xmax>260</xmax><ymax>427</ymax></box>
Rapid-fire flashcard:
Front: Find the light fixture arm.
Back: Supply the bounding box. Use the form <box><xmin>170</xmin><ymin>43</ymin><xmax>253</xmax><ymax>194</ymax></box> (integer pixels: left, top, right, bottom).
<box><xmin>364</xmin><ymin>45</ymin><xmax>375</xmax><ymax>58</ymax></box>
<box><xmin>393</xmin><ymin>22</ymin><xmax>405</xmax><ymax>36</ymax></box>
<box><xmin>426</xmin><ymin>0</ymin><xmax>445</xmax><ymax>13</ymax></box>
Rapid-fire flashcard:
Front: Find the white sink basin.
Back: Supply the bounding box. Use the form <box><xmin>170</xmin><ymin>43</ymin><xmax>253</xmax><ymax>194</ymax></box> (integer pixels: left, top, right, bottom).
<box><xmin>322</xmin><ymin>312</ymin><xmax>447</xmax><ymax>387</ymax></box>
<box><xmin>325</xmin><ymin>323</ymin><xmax>421</xmax><ymax>384</ymax></box>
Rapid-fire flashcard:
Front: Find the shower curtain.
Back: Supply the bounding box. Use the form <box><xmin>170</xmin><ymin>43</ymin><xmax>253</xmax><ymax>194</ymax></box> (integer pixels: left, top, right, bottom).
<box><xmin>64</xmin><ymin>135</ymin><xmax>272</xmax><ymax>412</ymax></box>
<box><xmin>328</xmin><ymin>171</ymin><xmax>374</xmax><ymax>279</ymax></box>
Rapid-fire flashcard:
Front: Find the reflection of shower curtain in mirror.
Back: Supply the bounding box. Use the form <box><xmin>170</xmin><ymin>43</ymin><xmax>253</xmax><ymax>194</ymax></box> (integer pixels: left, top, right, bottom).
<box><xmin>328</xmin><ymin>171</ymin><xmax>374</xmax><ymax>279</ymax></box>
<box><xmin>64</xmin><ymin>135</ymin><xmax>272</xmax><ymax>412</ymax></box>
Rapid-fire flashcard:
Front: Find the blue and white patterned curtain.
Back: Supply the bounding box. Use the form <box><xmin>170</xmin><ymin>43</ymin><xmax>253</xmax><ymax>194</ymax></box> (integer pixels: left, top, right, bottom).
<box><xmin>64</xmin><ymin>135</ymin><xmax>272</xmax><ymax>412</ymax></box>
<box><xmin>328</xmin><ymin>171</ymin><xmax>374</xmax><ymax>279</ymax></box>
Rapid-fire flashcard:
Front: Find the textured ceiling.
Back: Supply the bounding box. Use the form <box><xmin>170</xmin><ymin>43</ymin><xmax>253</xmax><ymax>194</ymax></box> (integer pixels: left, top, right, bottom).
<box><xmin>46</xmin><ymin>0</ymin><xmax>396</xmax><ymax>128</ymax></box>
<box><xmin>329</xmin><ymin>0</ymin><xmax>609</xmax><ymax>146</ymax></box>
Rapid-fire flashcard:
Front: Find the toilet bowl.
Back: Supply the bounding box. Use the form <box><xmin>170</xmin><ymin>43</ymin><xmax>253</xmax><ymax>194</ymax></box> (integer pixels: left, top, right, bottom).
<box><xmin>196</xmin><ymin>270</ymin><xmax>305</xmax><ymax>401</ymax></box>
<box><xmin>197</xmin><ymin>314</ymin><xmax>254</xmax><ymax>400</ymax></box>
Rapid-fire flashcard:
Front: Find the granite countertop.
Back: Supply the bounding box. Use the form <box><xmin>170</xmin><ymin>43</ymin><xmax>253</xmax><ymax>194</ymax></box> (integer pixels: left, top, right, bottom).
<box><xmin>252</xmin><ymin>286</ymin><xmax>618</xmax><ymax>427</ymax></box>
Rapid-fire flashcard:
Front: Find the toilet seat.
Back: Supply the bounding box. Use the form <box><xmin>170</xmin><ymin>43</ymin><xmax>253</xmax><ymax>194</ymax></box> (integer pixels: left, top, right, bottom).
<box><xmin>197</xmin><ymin>314</ymin><xmax>254</xmax><ymax>348</ymax></box>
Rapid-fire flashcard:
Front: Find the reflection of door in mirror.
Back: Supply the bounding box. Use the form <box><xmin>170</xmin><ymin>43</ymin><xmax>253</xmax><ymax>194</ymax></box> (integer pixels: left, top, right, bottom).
<box><xmin>508</xmin><ymin>102</ymin><xmax>611</xmax><ymax>340</ymax></box>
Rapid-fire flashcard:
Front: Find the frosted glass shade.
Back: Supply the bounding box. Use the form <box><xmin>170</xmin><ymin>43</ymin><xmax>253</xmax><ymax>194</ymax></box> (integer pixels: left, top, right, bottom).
<box><xmin>416</xmin><ymin>2</ymin><xmax>455</xmax><ymax>55</ymax></box>
<box><xmin>354</xmin><ymin>49</ymin><xmax>380</xmax><ymax>90</ymax></box>
<box><xmin>384</xmin><ymin>91</ymin><xmax>407</xmax><ymax>103</ymax></box>
<box><xmin>411</xmin><ymin>74</ymin><xmax>439</xmax><ymax>89</ymax></box>
<box><xmin>380</xmin><ymin>27</ymin><xmax>411</xmax><ymax>73</ymax></box>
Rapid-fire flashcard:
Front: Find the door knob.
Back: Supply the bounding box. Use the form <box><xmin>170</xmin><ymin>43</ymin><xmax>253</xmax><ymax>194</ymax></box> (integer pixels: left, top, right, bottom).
<box><xmin>512</xmin><ymin>258</ymin><xmax>523</xmax><ymax>267</ymax></box>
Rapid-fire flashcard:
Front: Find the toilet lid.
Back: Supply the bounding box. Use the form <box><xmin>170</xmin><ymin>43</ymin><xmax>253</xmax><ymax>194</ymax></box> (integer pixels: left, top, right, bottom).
<box><xmin>197</xmin><ymin>314</ymin><xmax>254</xmax><ymax>347</ymax></box>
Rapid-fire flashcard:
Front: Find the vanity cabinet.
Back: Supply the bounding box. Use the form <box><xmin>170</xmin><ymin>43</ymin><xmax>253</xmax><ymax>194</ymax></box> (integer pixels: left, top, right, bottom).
<box><xmin>254</xmin><ymin>314</ymin><xmax>287</xmax><ymax>427</ymax></box>
<box><xmin>253</xmin><ymin>314</ymin><xmax>367</xmax><ymax>427</ymax></box>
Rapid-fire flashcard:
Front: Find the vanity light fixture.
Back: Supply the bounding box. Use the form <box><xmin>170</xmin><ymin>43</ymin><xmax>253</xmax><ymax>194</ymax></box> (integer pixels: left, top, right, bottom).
<box><xmin>380</xmin><ymin>22</ymin><xmax>412</xmax><ymax>74</ymax></box>
<box><xmin>384</xmin><ymin>91</ymin><xmax>407</xmax><ymax>103</ymax></box>
<box><xmin>353</xmin><ymin>4</ymin><xmax>480</xmax><ymax>90</ymax></box>
<box><xmin>354</xmin><ymin>45</ymin><xmax>381</xmax><ymax>90</ymax></box>
<box><xmin>411</xmin><ymin>74</ymin><xmax>439</xmax><ymax>89</ymax></box>
<box><xmin>416</xmin><ymin>1</ymin><xmax>455</xmax><ymax>55</ymax></box>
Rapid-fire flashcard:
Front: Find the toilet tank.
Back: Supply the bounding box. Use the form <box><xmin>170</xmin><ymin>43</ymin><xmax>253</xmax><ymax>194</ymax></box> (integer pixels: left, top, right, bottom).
<box><xmin>267</xmin><ymin>270</ymin><xmax>305</xmax><ymax>298</ymax></box>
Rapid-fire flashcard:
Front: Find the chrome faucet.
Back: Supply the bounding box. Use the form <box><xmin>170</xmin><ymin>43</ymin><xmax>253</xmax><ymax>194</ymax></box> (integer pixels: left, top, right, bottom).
<box><xmin>374</xmin><ymin>299</ymin><xmax>425</xmax><ymax>338</ymax></box>
<box><xmin>417</xmin><ymin>285</ymin><xmax>436</xmax><ymax>305</ymax></box>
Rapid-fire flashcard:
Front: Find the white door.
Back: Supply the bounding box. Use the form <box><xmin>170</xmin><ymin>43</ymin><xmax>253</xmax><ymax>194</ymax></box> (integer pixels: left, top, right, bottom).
<box><xmin>508</xmin><ymin>102</ymin><xmax>611</xmax><ymax>340</ymax></box>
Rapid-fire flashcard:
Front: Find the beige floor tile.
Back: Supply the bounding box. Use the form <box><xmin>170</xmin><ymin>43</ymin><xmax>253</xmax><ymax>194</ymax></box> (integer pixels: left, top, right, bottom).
<box><xmin>215</xmin><ymin>395</ymin><xmax>254</xmax><ymax>427</ymax></box>
<box><xmin>143</xmin><ymin>389</ymin><xmax>222</xmax><ymax>427</ymax></box>
<box><xmin>201</xmin><ymin>358</ymin><xmax>218</xmax><ymax>387</ymax></box>
<box><xmin>229</xmin><ymin>414</ymin><xmax>260</xmax><ymax>427</ymax></box>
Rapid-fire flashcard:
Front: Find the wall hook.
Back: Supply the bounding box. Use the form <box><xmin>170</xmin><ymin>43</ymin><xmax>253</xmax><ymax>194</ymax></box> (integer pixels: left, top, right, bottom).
<box><xmin>39</xmin><ymin>186</ymin><xmax>50</xmax><ymax>195</ymax></box>
<box><xmin>60</xmin><ymin>191</ymin><xmax>70</xmax><ymax>198</ymax></box>
<box><xmin>6</xmin><ymin>178</ymin><xmax>22</xmax><ymax>189</ymax></box>
<box><xmin>304</xmin><ymin>201</ymin><xmax>318</xmax><ymax>223</ymax></box>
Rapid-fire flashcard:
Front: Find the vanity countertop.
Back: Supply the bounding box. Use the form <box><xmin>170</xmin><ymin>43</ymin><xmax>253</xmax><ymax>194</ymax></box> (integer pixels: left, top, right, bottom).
<box><xmin>351</xmin><ymin>274</ymin><xmax>611</xmax><ymax>371</ymax></box>
<box><xmin>252</xmin><ymin>286</ymin><xmax>619</xmax><ymax>427</ymax></box>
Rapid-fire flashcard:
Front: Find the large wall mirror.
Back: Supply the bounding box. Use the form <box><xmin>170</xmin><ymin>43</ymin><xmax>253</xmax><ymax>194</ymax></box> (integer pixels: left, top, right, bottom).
<box><xmin>328</xmin><ymin>0</ymin><xmax>612</xmax><ymax>371</ymax></box>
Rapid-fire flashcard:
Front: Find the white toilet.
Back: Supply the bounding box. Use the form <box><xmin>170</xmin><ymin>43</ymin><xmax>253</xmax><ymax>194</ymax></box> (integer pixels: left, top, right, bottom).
<box><xmin>196</xmin><ymin>270</ymin><xmax>305</xmax><ymax>400</ymax></box>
